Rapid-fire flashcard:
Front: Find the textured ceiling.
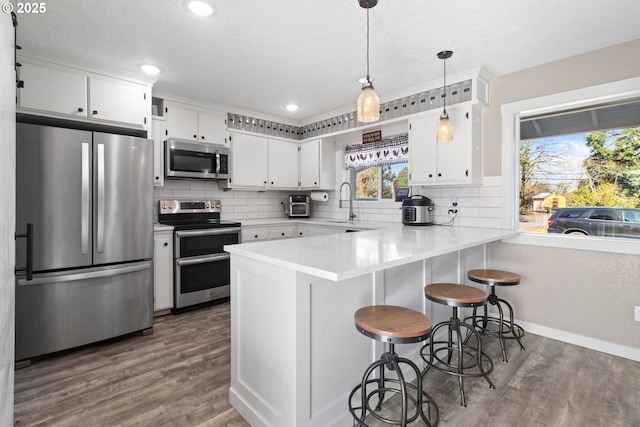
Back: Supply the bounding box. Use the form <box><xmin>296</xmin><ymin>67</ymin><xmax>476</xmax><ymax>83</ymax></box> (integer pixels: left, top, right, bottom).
<box><xmin>14</xmin><ymin>0</ymin><xmax>640</xmax><ymax>123</ymax></box>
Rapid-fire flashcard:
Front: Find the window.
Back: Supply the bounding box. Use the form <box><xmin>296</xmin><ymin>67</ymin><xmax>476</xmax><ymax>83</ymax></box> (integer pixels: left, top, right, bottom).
<box><xmin>501</xmin><ymin>76</ymin><xmax>640</xmax><ymax>253</ymax></box>
<box><xmin>518</xmin><ymin>100</ymin><xmax>640</xmax><ymax>240</ymax></box>
<box><xmin>345</xmin><ymin>134</ymin><xmax>409</xmax><ymax>202</ymax></box>
<box><xmin>352</xmin><ymin>162</ymin><xmax>409</xmax><ymax>201</ymax></box>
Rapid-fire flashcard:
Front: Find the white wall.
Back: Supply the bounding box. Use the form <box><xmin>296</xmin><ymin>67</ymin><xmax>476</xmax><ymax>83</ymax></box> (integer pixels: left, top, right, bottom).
<box><xmin>0</xmin><ymin>12</ymin><xmax>16</xmax><ymax>426</ymax></box>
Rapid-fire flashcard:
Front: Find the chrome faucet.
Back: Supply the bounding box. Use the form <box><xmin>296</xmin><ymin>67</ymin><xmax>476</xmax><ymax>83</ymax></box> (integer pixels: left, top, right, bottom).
<box><xmin>339</xmin><ymin>181</ymin><xmax>356</xmax><ymax>221</ymax></box>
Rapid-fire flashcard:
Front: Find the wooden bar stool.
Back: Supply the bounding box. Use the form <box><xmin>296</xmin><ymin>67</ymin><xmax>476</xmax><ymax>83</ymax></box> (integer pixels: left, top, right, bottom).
<box><xmin>348</xmin><ymin>305</ymin><xmax>439</xmax><ymax>427</ymax></box>
<box><xmin>420</xmin><ymin>283</ymin><xmax>495</xmax><ymax>407</ymax></box>
<box><xmin>466</xmin><ymin>269</ymin><xmax>525</xmax><ymax>363</ymax></box>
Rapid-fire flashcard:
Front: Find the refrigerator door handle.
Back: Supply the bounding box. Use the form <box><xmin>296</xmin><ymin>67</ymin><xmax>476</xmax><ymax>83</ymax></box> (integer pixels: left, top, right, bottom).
<box><xmin>14</xmin><ymin>223</ymin><xmax>34</xmax><ymax>281</ymax></box>
<box><xmin>16</xmin><ymin>261</ymin><xmax>151</xmax><ymax>286</ymax></box>
<box><xmin>96</xmin><ymin>143</ymin><xmax>105</xmax><ymax>253</ymax></box>
<box><xmin>81</xmin><ymin>142</ymin><xmax>90</xmax><ymax>254</ymax></box>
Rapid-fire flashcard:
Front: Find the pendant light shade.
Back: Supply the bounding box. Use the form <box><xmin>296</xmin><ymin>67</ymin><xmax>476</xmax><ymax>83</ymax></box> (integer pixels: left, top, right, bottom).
<box><xmin>436</xmin><ymin>50</ymin><xmax>453</xmax><ymax>143</ymax></box>
<box><xmin>356</xmin><ymin>0</ymin><xmax>379</xmax><ymax>124</ymax></box>
<box><xmin>357</xmin><ymin>83</ymin><xmax>380</xmax><ymax>123</ymax></box>
<box><xmin>436</xmin><ymin>111</ymin><xmax>454</xmax><ymax>142</ymax></box>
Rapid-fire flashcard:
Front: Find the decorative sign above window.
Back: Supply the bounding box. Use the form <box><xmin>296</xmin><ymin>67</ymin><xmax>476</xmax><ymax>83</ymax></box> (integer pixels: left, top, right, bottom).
<box><xmin>362</xmin><ymin>130</ymin><xmax>382</xmax><ymax>144</ymax></box>
<box><xmin>345</xmin><ymin>134</ymin><xmax>409</xmax><ymax>170</ymax></box>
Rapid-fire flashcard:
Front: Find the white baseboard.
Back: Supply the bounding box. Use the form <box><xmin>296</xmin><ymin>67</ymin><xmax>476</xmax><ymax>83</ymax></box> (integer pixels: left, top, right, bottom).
<box><xmin>517</xmin><ymin>320</ymin><xmax>640</xmax><ymax>362</ymax></box>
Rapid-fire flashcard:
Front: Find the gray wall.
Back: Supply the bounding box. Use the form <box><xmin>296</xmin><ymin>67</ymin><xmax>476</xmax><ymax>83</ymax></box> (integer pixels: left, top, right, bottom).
<box><xmin>485</xmin><ymin>38</ymin><xmax>640</xmax><ymax>354</ymax></box>
<box><xmin>0</xmin><ymin>12</ymin><xmax>16</xmax><ymax>425</ymax></box>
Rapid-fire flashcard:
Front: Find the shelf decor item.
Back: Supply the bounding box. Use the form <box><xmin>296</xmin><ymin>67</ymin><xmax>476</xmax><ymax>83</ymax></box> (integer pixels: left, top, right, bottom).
<box><xmin>356</xmin><ymin>0</ymin><xmax>380</xmax><ymax>124</ymax></box>
<box><xmin>436</xmin><ymin>50</ymin><xmax>454</xmax><ymax>143</ymax></box>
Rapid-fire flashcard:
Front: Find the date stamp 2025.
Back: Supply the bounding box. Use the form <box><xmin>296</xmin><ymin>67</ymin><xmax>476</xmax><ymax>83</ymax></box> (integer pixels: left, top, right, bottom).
<box><xmin>3</xmin><ymin>2</ymin><xmax>47</xmax><ymax>14</ymax></box>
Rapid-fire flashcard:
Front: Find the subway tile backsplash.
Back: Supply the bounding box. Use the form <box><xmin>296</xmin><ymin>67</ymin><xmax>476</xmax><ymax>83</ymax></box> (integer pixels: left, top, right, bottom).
<box><xmin>153</xmin><ymin>176</ymin><xmax>503</xmax><ymax>228</ymax></box>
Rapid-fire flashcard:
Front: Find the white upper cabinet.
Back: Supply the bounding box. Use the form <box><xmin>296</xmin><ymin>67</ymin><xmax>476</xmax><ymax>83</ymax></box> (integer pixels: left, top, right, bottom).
<box><xmin>227</xmin><ymin>132</ymin><xmax>269</xmax><ymax>189</ymax></box>
<box><xmin>300</xmin><ymin>139</ymin><xmax>335</xmax><ymax>190</ymax></box>
<box><xmin>151</xmin><ymin>117</ymin><xmax>165</xmax><ymax>187</ymax></box>
<box><xmin>409</xmin><ymin>103</ymin><xmax>483</xmax><ymax>186</ymax></box>
<box><xmin>18</xmin><ymin>59</ymin><xmax>151</xmax><ymax>130</ymax></box>
<box><xmin>18</xmin><ymin>62</ymin><xmax>87</xmax><ymax>117</ymax></box>
<box><xmin>225</xmin><ymin>133</ymin><xmax>332</xmax><ymax>191</ymax></box>
<box><xmin>89</xmin><ymin>77</ymin><xmax>147</xmax><ymax>127</ymax></box>
<box><xmin>268</xmin><ymin>139</ymin><xmax>299</xmax><ymax>189</ymax></box>
<box><xmin>164</xmin><ymin>101</ymin><xmax>228</xmax><ymax>145</ymax></box>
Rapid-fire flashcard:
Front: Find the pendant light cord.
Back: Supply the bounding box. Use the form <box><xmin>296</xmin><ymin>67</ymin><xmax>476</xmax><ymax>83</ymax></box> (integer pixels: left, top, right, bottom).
<box><xmin>442</xmin><ymin>54</ymin><xmax>447</xmax><ymax>114</ymax></box>
<box><xmin>366</xmin><ymin>5</ymin><xmax>370</xmax><ymax>84</ymax></box>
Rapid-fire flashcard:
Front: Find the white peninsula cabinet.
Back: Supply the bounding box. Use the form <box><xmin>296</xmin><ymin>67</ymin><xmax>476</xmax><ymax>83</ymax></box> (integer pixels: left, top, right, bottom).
<box><xmin>408</xmin><ymin>103</ymin><xmax>483</xmax><ymax>186</ymax></box>
<box><xmin>164</xmin><ymin>101</ymin><xmax>228</xmax><ymax>145</ymax></box>
<box><xmin>18</xmin><ymin>59</ymin><xmax>151</xmax><ymax>130</ymax></box>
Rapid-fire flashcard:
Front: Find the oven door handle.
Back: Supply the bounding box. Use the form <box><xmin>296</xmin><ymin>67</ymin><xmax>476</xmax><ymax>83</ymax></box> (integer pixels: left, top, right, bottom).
<box><xmin>175</xmin><ymin>228</ymin><xmax>241</xmax><ymax>238</ymax></box>
<box><xmin>176</xmin><ymin>253</ymin><xmax>230</xmax><ymax>266</ymax></box>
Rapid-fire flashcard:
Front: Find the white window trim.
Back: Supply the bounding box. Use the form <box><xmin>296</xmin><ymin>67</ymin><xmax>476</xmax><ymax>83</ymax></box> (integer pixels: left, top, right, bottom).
<box><xmin>500</xmin><ymin>76</ymin><xmax>640</xmax><ymax>255</ymax></box>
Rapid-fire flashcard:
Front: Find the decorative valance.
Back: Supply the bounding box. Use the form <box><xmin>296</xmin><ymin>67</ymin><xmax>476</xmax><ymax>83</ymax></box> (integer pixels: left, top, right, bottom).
<box><xmin>345</xmin><ymin>134</ymin><xmax>409</xmax><ymax>170</ymax></box>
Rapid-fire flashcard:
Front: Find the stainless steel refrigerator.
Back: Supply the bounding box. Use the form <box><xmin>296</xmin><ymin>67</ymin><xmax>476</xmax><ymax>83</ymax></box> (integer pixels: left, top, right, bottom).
<box><xmin>15</xmin><ymin>122</ymin><xmax>154</xmax><ymax>361</ymax></box>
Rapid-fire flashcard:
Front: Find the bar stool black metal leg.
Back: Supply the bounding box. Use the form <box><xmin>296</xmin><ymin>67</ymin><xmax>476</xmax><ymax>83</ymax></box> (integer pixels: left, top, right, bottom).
<box><xmin>497</xmin><ymin>296</ymin><xmax>526</xmax><ymax>352</ymax></box>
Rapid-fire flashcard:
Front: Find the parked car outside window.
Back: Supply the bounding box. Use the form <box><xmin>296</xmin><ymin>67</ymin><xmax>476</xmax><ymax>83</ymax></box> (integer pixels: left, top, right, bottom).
<box><xmin>547</xmin><ymin>207</ymin><xmax>640</xmax><ymax>239</ymax></box>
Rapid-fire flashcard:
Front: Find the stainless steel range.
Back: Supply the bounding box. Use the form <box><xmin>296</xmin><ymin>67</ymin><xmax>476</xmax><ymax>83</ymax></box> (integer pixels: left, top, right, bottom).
<box><xmin>158</xmin><ymin>199</ymin><xmax>241</xmax><ymax>310</ymax></box>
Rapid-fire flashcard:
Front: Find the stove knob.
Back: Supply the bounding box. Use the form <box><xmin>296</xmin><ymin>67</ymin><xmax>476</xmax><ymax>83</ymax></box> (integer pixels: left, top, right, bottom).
<box><xmin>169</xmin><ymin>203</ymin><xmax>175</xmax><ymax>209</ymax></box>
<box><xmin>215</xmin><ymin>203</ymin><xmax>221</xmax><ymax>209</ymax></box>
<box><xmin>206</xmin><ymin>203</ymin><xmax>211</xmax><ymax>209</ymax></box>
<box><xmin>162</xmin><ymin>203</ymin><xmax>167</xmax><ymax>209</ymax></box>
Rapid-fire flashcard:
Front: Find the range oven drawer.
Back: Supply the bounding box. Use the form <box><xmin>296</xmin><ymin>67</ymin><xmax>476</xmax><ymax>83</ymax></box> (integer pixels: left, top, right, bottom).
<box><xmin>173</xmin><ymin>227</ymin><xmax>240</xmax><ymax>310</ymax></box>
<box><xmin>175</xmin><ymin>228</ymin><xmax>240</xmax><ymax>258</ymax></box>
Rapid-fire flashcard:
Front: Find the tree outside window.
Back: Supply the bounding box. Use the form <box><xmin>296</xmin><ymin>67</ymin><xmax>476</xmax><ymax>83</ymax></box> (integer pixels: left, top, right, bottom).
<box><xmin>354</xmin><ymin>162</ymin><xmax>409</xmax><ymax>201</ymax></box>
<box><xmin>520</xmin><ymin>126</ymin><xmax>640</xmax><ymax>234</ymax></box>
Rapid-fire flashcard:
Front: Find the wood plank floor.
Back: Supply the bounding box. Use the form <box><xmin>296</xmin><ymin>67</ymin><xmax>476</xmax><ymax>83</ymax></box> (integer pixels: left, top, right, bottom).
<box><xmin>14</xmin><ymin>302</ymin><xmax>640</xmax><ymax>426</ymax></box>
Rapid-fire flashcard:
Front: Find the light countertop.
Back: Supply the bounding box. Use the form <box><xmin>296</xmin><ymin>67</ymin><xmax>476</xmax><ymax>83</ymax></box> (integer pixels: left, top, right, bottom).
<box><xmin>225</xmin><ymin>225</ymin><xmax>518</xmax><ymax>281</ymax></box>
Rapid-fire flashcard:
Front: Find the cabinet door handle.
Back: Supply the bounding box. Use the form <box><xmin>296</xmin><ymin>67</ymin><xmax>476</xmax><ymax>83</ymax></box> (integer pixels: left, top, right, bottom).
<box><xmin>164</xmin><ymin>242</ymin><xmax>168</xmax><ymax>247</ymax></box>
<box><xmin>254</xmin><ymin>235</ymin><xmax>258</xmax><ymax>238</ymax></box>
<box><xmin>14</xmin><ymin>223</ymin><xmax>33</xmax><ymax>281</ymax></box>
<box><xmin>201</xmin><ymin>136</ymin><xmax>205</xmax><ymax>140</ymax></box>
<box><xmin>428</xmin><ymin>174</ymin><xmax>433</xmax><ymax>178</ymax></box>
<box><xmin>281</xmin><ymin>232</ymin><xmax>285</xmax><ymax>236</ymax></box>
<box><xmin>92</xmin><ymin>110</ymin><xmax>98</xmax><ymax>115</ymax></box>
<box><xmin>193</xmin><ymin>134</ymin><xmax>197</xmax><ymax>139</ymax></box>
<box><xmin>78</xmin><ymin>107</ymin><xmax>84</xmax><ymax>112</ymax></box>
<box><xmin>438</xmin><ymin>173</ymin><xmax>442</xmax><ymax>177</ymax></box>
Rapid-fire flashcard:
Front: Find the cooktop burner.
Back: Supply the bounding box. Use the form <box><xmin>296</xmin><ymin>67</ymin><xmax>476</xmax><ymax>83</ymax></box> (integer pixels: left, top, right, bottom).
<box><xmin>157</xmin><ymin>199</ymin><xmax>241</xmax><ymax>229</ymax></box>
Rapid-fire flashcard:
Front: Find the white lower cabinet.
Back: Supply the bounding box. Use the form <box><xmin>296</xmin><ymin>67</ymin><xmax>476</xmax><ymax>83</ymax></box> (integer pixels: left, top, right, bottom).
<box><xmin>269</xmin><ymin>226</ymin><xmax>295</xmax><ymax>240</ymax></box>
<box><xmin>296</xmin><ymin>224</ymin><xmax>345</xmax><ymax>237</ymax></box>
<box><xmin>153</xmin><ymin>229</ymin><xmax>174</xmax><ymax>312</ymax></box>
<box><xmin>241</xmin><ymin>227</ymin><xmax>270</xmax><ymax>243</ymax></box>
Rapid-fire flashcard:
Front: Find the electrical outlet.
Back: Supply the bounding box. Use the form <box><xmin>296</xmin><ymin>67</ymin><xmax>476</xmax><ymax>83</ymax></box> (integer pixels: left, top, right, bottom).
<box><xmin>635</xmin><ymin>306</ymin><xmax>640</xmax><ymax>322</ymax></box>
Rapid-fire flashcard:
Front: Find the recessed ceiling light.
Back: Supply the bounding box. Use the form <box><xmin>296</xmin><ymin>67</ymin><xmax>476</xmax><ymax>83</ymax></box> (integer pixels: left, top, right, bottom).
<box><xmin>188</xmin><ymin>0</ymin><xmax>214</xmax><ymax>17</ymax></box>
<box><xmin>285</xmin><ymin>104</ymin><xmax>299</xmax><ymax>112</ymax></box>
<box><xmin>139</xmin><ymin>64</ymin><xmax>161</xmax><ymax>75</ymax></box>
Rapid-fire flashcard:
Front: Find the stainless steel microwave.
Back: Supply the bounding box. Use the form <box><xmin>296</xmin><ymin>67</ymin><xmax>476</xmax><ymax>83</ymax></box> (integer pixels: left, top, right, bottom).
<box><xmin>165</xmin><ymin>139</ymin><xmax>230</xmax><ymax>180</ymax></box>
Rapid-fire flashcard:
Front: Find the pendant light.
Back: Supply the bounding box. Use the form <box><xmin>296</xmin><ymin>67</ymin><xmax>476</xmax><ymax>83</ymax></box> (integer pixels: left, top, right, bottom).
<box><xmin>356</xmin><ymin>0</ymin><xmax>380</xmax><ymax>124</ymax></box>
<box><xmin>436</xmin><ymin>50</ymin><xmax>454</xmax><ymax>143</ymax></box>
